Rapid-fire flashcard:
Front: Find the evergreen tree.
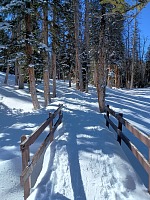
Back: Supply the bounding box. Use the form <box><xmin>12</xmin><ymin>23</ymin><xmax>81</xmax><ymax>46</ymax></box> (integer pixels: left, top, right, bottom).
<box><xmin>0</xmin><ymin>15</ymin><xmax>9</xmax><ymax>72</ymax></box>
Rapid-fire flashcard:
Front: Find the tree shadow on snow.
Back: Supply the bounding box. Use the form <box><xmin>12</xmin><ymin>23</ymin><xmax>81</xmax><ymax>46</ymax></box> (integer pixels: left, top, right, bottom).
<box><xmin>63</xmin><ymin>106</ymin><xmax>126</xmax><ymax>200</ymax></box>
<box><xmin>51</xmin><ymin>192</ymin><xmax>71</xmax><ymax>200</ymax></box>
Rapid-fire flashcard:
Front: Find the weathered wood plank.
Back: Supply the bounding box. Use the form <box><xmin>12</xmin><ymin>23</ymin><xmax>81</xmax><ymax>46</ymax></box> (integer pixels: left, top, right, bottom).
<box><xmin>104</xmin><ymin>115</ymin><xmax>118</xmax><ymax>132</ymax></box>
<box><xmin>53</xmin><ymin>104</ymin><xmax>63</xmax><ymax>118</ymax></box>
<box><xmin>105</xmin><ymin>106</ymin><xmax>117</xmax><ymax>118</ymax></box>
<box><xmin>119</xmin><ymin>129</ymin><xmax>150</xmax><ymax>175</ymax></box>
<box><xmin>20</xmin><ymin>110</ymin><xmax>63</xmax><ymax>185</ymax></box>
<box><xmin>117</xmin><ymin>113</ymin><xmax>123</xmax><ymax>145</ymax></box>
<box><xmin>20</xmin><ymin>131</ymin><xmax>52</xmax><ymax>185</ymax></box>
<box><xmin>20</xmin><ymin>135</ymin><xmax>30</xmax><ymax>198</ymax></box>
<box><xmin>105</xmin><ymin>105</ymin><xmax>150</xmax><ymax>147</ymax></box>
<box><xmin>20</xmin><ymin>115</ymin><xmax>53</xmax><ymax>149</ymax></box>
<box><xmin>105</xmin><ymin>114</ymin><xmax>150</xmax><ymax>175</ymax></box>
<box><xmin>53</xmin><ymin>114</ymin><xmax>63</xmax><ymax>132</ymax></box>
<box><xmin>122</xmin><ymin>118</ymin><xmax>150</xmax><ymax>148</ymax></box>
<box><xmin>105</xmin><ymin>105</ymin><xmax>150</xmax><ymax>193</ymax></box>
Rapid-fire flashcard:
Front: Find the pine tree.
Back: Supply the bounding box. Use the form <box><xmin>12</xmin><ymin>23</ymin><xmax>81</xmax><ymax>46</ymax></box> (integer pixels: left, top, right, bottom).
<box><xmin>0</xmin><ymin>15</ymin><xmax>9</xmax><ymax>72</ymax></box>
<box><xmin>105</xmin><ymin>5</ymin><xmax>125</xmax><ymax>88</ymax></box>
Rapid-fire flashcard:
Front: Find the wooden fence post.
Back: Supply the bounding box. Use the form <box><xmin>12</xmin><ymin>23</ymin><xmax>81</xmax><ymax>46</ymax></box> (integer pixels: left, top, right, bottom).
<box><xmin>106</xmin><ymin>105</ymin><xmax>109</xmax><ymax>128</ymax></box>
<box><xmin>21</xmin><ymin>135</ymin><xmax>30</xmax><ymax>200</ymax></box>
<box><xmin>117</xmin><ymin>113</ymin><xmax>123</xmax><ymax>145</ymax></box>
<box><xmin>49</xmin><ymin>113</ymin><xmax>53</xmax><ymax>142</ymax></box>
<box><xmin>59</xmin><ymin>109</ymin><xmax>62</xmax><ymax>124</ymax></box>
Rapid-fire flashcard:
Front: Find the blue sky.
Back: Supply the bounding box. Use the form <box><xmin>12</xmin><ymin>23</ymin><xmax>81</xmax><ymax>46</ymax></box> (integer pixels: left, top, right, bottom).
<box><xmin>138</xmin><ymin>2</ymin><xmax>150</xmax><ymax>50</ymax></box>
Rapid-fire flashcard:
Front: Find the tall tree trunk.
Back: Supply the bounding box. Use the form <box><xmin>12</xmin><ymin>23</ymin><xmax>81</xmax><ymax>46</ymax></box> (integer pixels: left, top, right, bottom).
<box><xmin>130</xmin><ymin>16</ymin><xmax>137</xmax><ymax>89</ymax></box>
<box><xmin>69</xmin><ymin>67</ymin><xmax>72</xmax><ymax>87</ymax></box>
<box><xmin>17</xmin><ymin>62</ymin><xmax>24</xmax><ymax>89</ymax></box>
<box><xmin>107</xmin><ymin>66</ymin><xmax>112</xmax><ymax>88</ymax></box>
<box><xmin>16</xmin><ymin>59</ymin><xmax>24</xmax><ymax>89</ymax></box>
<box><xmin>85</xmin><ymin>0</ymin><xmax>90</xmax><ymax>93</ymax></box>
<box><xmin>96</xmin><ymin>3</ymin><xmax>106</xmax><ymax>113</ymax></box>
<box><xmin>28</xmin><ymin>67</ymin><xmax>40</xmax><ymax>109</ymax></box>
<box><xmin>52</xmin><ymin>52</ymin><xmax>56</xmax><ymax>97</ymax></box>
<box><xmin>74</xmin><ymin>0</ymin><xmax>83</xmax><ymax>91</ymax></box>
<box><xmin>17</xmin><ymin>20</ymin><xmax>24</xmax><ymax>89</ymax></box>
<box><xmin>12</xmin><ymin>24</ymin><xmax>19</xmax><ymax>86</ymax></box>
<box><xmin>125</xmin><ymin>22</ymin><xmax>130</xmax><ymax>89</ymax></box>
<box><xmin>43</xmin><ymin>0</ymin><xmax>51</xmax><ymax>106</ymax></box>
<box><xmin>115</xmin><ymin>65</ymin><xmax>120</xmax><ymax>88</ymax></box>
<box><xmin>139</xmin><ymin>36</ymin><xmax>147</xmax><ymax>86</ymax></box>
<box><xmin>4</xmin><ymin>63</ymin><xmax>10</xmax><ymax>84</ymax></box>
<box><xmin>25</xmin><ymin>1</ymin><xmax>40</xmax><ymax>109</ymax></box>
<box><xmin>52</xmin><ymin>2</ymin><xmax>57</xmax><ymax>98</ymax></box>
<box><xmin>15</xmin><ymin>60</ymin><xmax>18</xmax><ymax>86</ymax></box>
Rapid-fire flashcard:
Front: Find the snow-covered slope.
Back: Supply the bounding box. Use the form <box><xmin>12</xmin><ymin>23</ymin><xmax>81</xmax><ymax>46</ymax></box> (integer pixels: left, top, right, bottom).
<box><xmin>0</xmin><ymin>72</ymin><xmax>150</xmax><ymax>200</ymax></box>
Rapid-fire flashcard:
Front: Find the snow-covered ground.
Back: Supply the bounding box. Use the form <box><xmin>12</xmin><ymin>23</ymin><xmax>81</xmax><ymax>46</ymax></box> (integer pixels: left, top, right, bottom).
<box><xmin>0</xmin><ymin>72</ymin><xmax>150</xmax><ymax>200</ymax></box>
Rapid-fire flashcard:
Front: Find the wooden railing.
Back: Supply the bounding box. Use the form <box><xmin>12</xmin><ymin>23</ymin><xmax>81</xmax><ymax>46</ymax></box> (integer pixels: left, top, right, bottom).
<box><xmin>20</xmin><ymin>104</ymin><xmax>63</xmax><ymax>200</ymax></box>
<box><xmin>104</xmin><ymin>105</ymin><xmax>150</xmax><ymax>193</ymax></box>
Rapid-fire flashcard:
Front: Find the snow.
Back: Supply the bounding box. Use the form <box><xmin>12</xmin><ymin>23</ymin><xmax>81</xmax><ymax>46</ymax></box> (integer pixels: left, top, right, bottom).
<box><xmin>0</xmin><ymin>71</ymin><xmax>150</xmax><ymax>200</ymax></box>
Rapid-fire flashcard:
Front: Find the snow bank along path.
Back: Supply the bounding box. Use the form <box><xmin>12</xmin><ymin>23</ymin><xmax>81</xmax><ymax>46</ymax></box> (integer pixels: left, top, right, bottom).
<box><xmin>0</xmin><ymin>72</ymin><xmax>149</xmax><ymax>200</ymax></box>
<box><xmin>27</xmin><ymin>82</ymin><xmax>149</xmax><ymax>200</ymax></box>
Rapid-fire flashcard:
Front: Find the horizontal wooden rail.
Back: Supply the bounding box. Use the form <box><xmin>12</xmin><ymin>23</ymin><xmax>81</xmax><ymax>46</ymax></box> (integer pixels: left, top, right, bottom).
<box><xmin>104</xmin><ymin>105</ymin><xmax>150</xmax><ymax>193</ymax></box>
<box><xmin>105</xmin><ymin>106</ymin><xmax>150</xmax><ymax>147</ymax></box>
<box><xmin>20</xmin><ymin>104</ymin><xmax>63</xmax><ymax>200</ymax></box>
<box><xmin>53</xmin><ymin>104</ymin><xmax>63</xmax><ymax>118</ymax></box>
<box><xmin>20</xmin><ymin>116</ymin><xmax>53</xmax><ymax>149</ymax></box>
<box><xmin>104</xmin><ymin>115</ymin><xmax>150</xmax><ymax>174</ymax></box>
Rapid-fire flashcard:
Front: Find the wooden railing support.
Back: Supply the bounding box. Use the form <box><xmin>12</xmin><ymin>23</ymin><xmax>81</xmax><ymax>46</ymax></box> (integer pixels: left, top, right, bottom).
<box><xmin>49</xmin><ymin>113</ymin><xmax>53</xmax><ymax>143</ymax></box>
<box><xmin>106</xmin><ymin>105</ymin><xmax>109</xmax><ymax>128</ymax></box>
<box><xmin>20</xmin><ymin>104</ymin><xmax>63</xmax><ymax>200</ymax></box>
<box><xmin>117</xmin><ymin>113</ymin><xmax>123</xmax><ymax>145</ymax></box>
<box><xmin>59</xmin><ymin>106</ymin><xmax>63</xmax><ymax>124</ymax></box>
<box><xmin>104</xmin><ymin>105</ymin><xmax>150</xmax><ymax>194</ymax></box>
<box><xmin>21</xmin><ymin>135</ymin><xmax>30</xmax><ymax>199</ymax></box>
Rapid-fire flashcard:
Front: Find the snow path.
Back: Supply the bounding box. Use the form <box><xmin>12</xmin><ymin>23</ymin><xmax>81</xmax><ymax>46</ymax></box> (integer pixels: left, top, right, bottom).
<box><xmin>28</xmin><ymin>82</ymin><xmax>149</xmax><ymax>200</ymax></box>
<box><xmin>0</xmin><ymin>73</ymin><xmax>149</xmax><ymax>200</ymax></box>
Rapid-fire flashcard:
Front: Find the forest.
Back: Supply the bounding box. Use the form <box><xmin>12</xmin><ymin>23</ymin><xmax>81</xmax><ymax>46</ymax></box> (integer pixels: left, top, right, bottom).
<box><xmin>0</xmin><ymin>0</ymin><xmax>150</xmax><ymax>111</ymax></box>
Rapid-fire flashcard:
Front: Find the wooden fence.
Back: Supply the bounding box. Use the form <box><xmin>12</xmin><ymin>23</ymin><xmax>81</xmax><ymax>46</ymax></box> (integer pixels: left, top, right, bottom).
<box><xmin>104</xmin><ymin>105</ymin><xmax>150</xmax><ymax>193</ymax></box>
<box><xmin>20</xmin><ymin>104</ymin><xmax>63</xmax><ymax>200</ymax></box>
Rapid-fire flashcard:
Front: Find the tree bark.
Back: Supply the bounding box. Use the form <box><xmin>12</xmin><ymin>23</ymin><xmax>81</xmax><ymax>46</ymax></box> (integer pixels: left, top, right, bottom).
<box><xmin>18</xmin><ymin>64</ymin><xmax>24</xmax><ymax>89</ymax></box>
<box><xmin>115</xmin><ymin>65</ymin><xmax>120</xmax><ymax>88</ymax></box>
<box><xmin>52</xmin><ymin>2</ymin><xmax>57</xmax><ymax>98</ymax></box>
<box><xmin>69</xmin><ymin>68</ymin><xmax>72</xmax><ymax>87</ymax></box>
<box><xmin>130</xmin><ymin>16</ymin><xmax>137</xmax><ymax>89</ymax></box>
<box><xmin>4</xmin><ymin>64</ymin><xmax>10</xmax><ymax>84</ymax></box>
<box><xmin>74</xmin><ymin>0</ymin><xmax>83</xmax><ymax>91</ymax></box>
<box><xmin>43</xmin><ymin>0</ymin><xmax>51</xmax><ymax>105</ymax></box>
<box><xmin>25</xmin><ymin>1</ymin><xmax>40</xmax><ymax>109</ymax></box>
<box><xmin>15</xmin><ymin>60</ymin><xmax>18</xmax><ymax>86</ymax></box>
<box><xmin>52</xmin><ymin>52</ymin><xmax>56</xmax><ymax>97</ymax></box>
<box><xmin>85</xmin><ymin>0</ymin><xmax>90</xmax><ymax>92</ymax></box>
<box><xmin>28</xmin><ymin>67</ymin><xmax>40</xmax><ymax>109</ymax></box>
<box><xmin>96</xmin><ymin>3</ymin><xmax>106</xmax><ymax>113</ymax></box>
